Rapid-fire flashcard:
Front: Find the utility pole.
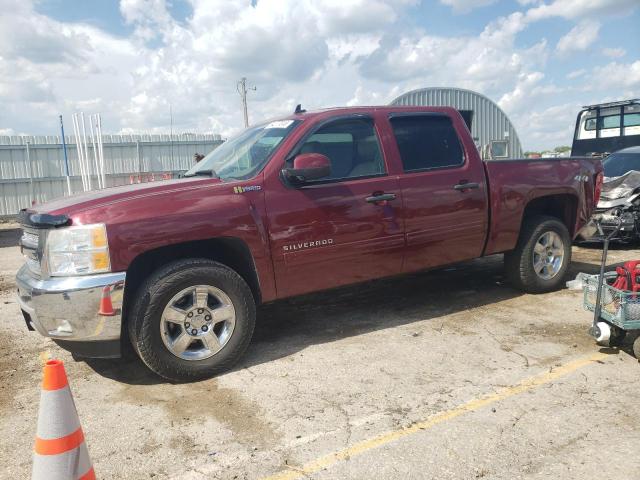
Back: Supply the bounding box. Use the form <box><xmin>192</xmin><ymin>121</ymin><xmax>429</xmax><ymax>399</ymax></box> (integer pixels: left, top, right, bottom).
<box><xmin>237</xmin><ymin>77</ymin><xmax>256</xmax><ymax>128</ymax></box>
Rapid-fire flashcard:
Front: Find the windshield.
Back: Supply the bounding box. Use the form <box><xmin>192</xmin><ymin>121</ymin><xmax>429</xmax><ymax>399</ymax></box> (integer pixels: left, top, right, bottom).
<box><xmin>184</xmin><ymin>119</ymin><xmax>300</xmax><ymax>180</ymax></box>
<box><xmin>603</xmin><ymin>152</ymin><xmax>640</xmax><ymax>178</ymax></box>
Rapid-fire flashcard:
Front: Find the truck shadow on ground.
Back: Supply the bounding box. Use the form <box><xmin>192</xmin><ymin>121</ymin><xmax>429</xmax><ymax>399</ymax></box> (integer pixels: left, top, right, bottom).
<box><xmin>247</xmin><ymin>255</ymin><xmax>513</xmax><ymax>365</ymax></box>
<box><xmin>0</xmin><ymin>228</ymin><xmax>20</xmax><ymax>248</ymax></box>
<box><xmin>85</xmin><ymin>248</ymin><xmax>631</xmax><ymax>384</ymax></box>
<box><xmin>248</xmin><ymin>250</ymin><xmax>640</xmax><ymax>370</ymax></box>
<box><xmin>85</xmin><ymin>254</ymin><xmax>517</xmax><ymax>384</ymax></box>
<box><xmin>569</xmin><ymin>260</ymin><xmax>626</xmax><ymax>276</ymax></box>
<box><xmin>86</xmin><ymin>252</ymin><xmax>608</xmax><ymax>384</ymax></box>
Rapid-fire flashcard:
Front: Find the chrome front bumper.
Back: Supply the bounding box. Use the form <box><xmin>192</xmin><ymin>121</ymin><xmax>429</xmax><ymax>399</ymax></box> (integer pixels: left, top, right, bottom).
<box><xmin>16</xmin><ymin>264</ymin><xmax>126</xmax><ymax>345</ymax></box>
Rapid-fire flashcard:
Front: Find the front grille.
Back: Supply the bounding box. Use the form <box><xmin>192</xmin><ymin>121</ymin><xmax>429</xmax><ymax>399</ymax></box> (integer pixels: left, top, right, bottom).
<box><xmin>20</xmin><ymin>226</ymin><xmax>44</xmax><ymax>276</ymax></box>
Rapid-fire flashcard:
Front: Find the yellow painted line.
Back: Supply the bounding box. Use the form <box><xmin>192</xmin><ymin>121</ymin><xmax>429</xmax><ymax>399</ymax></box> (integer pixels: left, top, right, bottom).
<box><xmin>262</xmin><ymin>352</ymin><xmax>607</xmax><ymax>480</ymax></box>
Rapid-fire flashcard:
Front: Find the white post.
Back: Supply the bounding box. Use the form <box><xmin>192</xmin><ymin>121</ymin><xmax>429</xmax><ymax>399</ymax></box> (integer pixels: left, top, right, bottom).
<box><xmin>89</xmin><ymin>115</ymin><xmax>101</xmax><ymax>189</ymax></box>
<box><xmin>96</xmin><ymin>114</ymin><xmax>106</xmax><ymax>188</ymax></box>
<box><xmin>80</xmin><ymin>112</ymin><xmax>92</xmax><ymax>190</ymax></box>
<box><xmin>76</xmin><ymin>113</ymin><xmax>88</xmax><ymax>192</ymax></box>
<box><xmin>59</xmin><ymin>115</ymin><xmax>72</xmax><ymax>196</ymax></box>
<box><xmin>72</xmin><ymin>114</ymin><xmax>87</xmax><ymax>192</ymax></box>
<box><xmin>26</xmin><ymin>142</ymin><xmax>34</xmax><ymax>205</ymax></box>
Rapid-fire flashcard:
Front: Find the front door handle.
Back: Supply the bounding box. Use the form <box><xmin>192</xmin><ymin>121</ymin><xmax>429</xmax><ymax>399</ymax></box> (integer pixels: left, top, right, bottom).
<box><xmin>453</xmin><ymin>182</ymin><xmax>480</xmax><ymax>191</ymax></box>
<box><xmin>365</xmin><ymin>193</ymin><xmax>396</xmax><ymax>204</ymax></box>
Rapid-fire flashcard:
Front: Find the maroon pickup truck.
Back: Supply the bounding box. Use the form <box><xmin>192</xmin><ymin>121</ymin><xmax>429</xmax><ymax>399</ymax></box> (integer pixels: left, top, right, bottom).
<box><xmin>16</xmin><ymin>106</ymin><xmax>603</xmax><ymax>381</ymax></box>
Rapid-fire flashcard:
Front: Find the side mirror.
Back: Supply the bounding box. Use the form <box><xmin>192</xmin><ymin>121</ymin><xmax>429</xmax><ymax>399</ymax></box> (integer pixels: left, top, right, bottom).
<box><xmin>282</xmin><ymin>153</ymin><xmax>331</xmax><ymax>185</ymax></box>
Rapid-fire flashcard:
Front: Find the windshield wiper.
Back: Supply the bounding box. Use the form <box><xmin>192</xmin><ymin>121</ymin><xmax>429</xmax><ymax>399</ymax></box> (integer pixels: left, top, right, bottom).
<box><xmin>183</xmin><ymin>169</ymin><xmax>219</xmax><ymax>178</ymax></box>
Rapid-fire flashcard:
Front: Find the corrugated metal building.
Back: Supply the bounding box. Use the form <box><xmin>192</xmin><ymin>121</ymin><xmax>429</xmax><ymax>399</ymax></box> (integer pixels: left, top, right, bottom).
<box><xmin>390</xmin><ymin>87</ymin><xmax>523</xmax><ymax>160</ymax></box>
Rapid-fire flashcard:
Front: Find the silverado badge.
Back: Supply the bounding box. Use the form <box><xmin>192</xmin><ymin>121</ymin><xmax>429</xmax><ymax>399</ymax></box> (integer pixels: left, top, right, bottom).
<box><xmin>283</xmin><ymin>239</ymin><xmax>334</xmax><ymax>251</ymax></box>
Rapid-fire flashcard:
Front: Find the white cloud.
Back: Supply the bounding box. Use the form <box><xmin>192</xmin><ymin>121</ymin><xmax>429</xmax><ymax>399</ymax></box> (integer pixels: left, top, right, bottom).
<box><xmin>566</xmin><ymin>68</ymin><xmax>586</xmax><ymax>79</ymax></box>
<box><xmin>498</xmin><ymin>72</ymin><xmax>544</xmax><ymax>113</ymax></box>
<box><xmin>526</xmin><ymin>0</ymin><xmax>638</xmax><ymax>21</ymax></box>
<box><xmin>358</xmin><ymin>12</ymin><xmax>541</xmax><ymax>94</ymax></box>
<box><xmin>439</xmin><ymin>0</ymin><xmax>498</xmax><ymax>14</ymax></box>
<box><xmin>512</xmin><ymin>102</ymin><xmax>579</xmax><ymax>147</ymax></box>
<box><xmin>0</xmin><ymin>2</ymin><xmax>89</xmax><ymax>67</ymax></box>
<box><xmin>602</xmin><ymin>47</ymin><xmax>626</xmax><ymax>58</ymax></box>
<box><xmin>555</xmin><ymin>20</ymin><xmax>600</xmax><ymax>56</ymax></box>
<box><xmin>0</xmin><ymin>0</ymin><xmax>636</xmax><ymax>152</ymax></box>
<box><xmin>0</xmin><ymin>0</ymin><xmax>140</xmax><ymax>134</ymax></box>
<box><xmin>112</xmin><ymin>0</ymin><xmax>422</xmax><ymax>135</ymax></box>
<box><xmin>591</xmin><ymin>61</ymin><xmax>640</xmax><ymax>90</ymax></box>
<box><xmin>497</xmin><ymin>71</ymin><xmax>564</xmax><ymax>117</ymax></box>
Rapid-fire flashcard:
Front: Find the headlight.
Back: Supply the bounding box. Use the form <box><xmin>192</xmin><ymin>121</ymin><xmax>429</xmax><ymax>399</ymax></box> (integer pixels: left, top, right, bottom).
<box><xmin>46</xmin><ymin>224</ymin><xmax>111</xmax><ymax>276</ymax></box>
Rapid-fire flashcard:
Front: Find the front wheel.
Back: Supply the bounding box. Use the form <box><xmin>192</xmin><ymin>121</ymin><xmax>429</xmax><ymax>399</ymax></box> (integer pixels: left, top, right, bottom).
<box><xmin>504</xmin><ymin>215</ymin><xmax>572</xmax><ymax>293</ymax></box>
<box><xmin>128</xmin><ymin>259</ymin><xmax>256</xmax><ymax>382</ymax></box>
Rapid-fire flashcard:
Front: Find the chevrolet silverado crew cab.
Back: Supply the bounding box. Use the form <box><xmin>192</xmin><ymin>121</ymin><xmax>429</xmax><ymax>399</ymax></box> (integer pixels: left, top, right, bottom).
<box><xmin>16</xmin><ymin>106</ymin><xmax>603</xmax><ymax>381</ymax></box>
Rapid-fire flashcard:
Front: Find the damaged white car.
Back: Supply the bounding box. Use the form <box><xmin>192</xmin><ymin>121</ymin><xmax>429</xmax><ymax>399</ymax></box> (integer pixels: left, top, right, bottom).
<box><xmin>583</xmin><ymin>146</ymin><xmax>640</xmax><ymax>241</ymax></box>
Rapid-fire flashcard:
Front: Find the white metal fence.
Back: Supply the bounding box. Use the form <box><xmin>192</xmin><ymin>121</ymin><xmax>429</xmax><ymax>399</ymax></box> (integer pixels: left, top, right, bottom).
<box><xmin>0</xmin><ymin>133</ymin><xmax>223</xmax><ymax>217</ymax></box>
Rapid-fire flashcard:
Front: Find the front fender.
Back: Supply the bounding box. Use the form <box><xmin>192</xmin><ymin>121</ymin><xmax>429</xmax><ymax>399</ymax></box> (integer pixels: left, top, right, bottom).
<box><xmin>70</xmin><ymin>179</ymin><xmax>276</xmax><ymax>301</ymax></box>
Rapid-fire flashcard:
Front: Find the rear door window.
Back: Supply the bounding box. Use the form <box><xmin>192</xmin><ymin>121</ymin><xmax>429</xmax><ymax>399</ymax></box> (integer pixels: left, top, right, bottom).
<box><xmin>389</xmin><ymin>115</ymin><xmax>464</xmax><ymax>172</ymax></box>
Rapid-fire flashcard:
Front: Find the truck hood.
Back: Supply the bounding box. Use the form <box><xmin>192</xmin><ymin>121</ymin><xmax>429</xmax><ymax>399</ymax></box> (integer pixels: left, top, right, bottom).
<box><xmin>29</xmin><ymin>177</ymin><xmax>220</xmax><ymax>217</ymax></box>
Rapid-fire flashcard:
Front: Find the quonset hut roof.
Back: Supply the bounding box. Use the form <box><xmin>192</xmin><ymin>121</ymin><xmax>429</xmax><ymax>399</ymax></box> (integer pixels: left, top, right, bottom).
<box><xmin>390</xmin><ymin>87</ymin><xmax>523</xmax><ymax>159</ymax></box>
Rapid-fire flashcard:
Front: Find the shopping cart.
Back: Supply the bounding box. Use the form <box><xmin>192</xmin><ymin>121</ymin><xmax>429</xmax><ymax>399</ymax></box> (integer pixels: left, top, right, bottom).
<box><xmin>583</xmin><ymin>213</ymin><xmax>640</xmax><ymax>357</ymax></box>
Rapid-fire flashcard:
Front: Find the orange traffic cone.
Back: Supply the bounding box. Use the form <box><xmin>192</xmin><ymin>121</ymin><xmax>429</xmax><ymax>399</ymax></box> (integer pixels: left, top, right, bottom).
<box><xmin>32</xmin><ymin>359</ymin><xmax>95</xmax><ymax>480</ymax></box>
<box><xmin>98</xmin><ymin>285</ymin><xmax>115</xmax><ymax>316</ymax></box>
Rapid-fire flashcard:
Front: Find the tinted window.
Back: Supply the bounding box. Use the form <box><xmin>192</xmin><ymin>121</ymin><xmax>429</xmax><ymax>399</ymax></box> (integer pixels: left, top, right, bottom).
<box><xmin>624</xmin><ymin>113</ymin><xmax>640</xmax><ymax>127</ymax></box>
<box><xmin>585</xmin><ymin>118</ymin><xmax>597</xmax><ymax>131</ymax></box>
<box><xmin>390</xmin><ymin>115</ymin><xmax>464</xmax><ymax>171</ymax></box>
<box><xmin>598</xmin><ymin>115</ymin><xmax>621</xmax><ymax>129</ymax></box>
<box><xmin>295</xmin><ymin>117</ymin><xmax>385</xmax><ymax>182</ymax></box>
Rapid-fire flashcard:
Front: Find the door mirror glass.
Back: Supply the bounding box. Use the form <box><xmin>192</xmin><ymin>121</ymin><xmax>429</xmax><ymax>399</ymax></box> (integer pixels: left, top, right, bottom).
<box><xmin>282</xmin><ymin>153</ymin><xmax>331</xmax><ymax>184</ymax></box>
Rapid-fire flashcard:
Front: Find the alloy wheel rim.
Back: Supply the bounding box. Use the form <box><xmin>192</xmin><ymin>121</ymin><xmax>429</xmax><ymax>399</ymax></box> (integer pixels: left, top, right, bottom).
<box><xmin>532</xmin><ymin>231</ymin><xmax>564</xmax><ymax>280</ymax></box>
<box><xmin>160</xmin><ymin>285</ymin><xmax>236</xmax><ymax>361</ymax></box>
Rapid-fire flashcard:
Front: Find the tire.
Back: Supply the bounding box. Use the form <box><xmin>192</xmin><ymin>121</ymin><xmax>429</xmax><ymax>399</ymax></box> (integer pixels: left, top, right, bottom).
<box><xmin>504</xmin><ymin>215</ymin><xmax>572</xmax><ymax>293</ymax></box>
<box><xmin>128</xmin><ymin>258</ymin><xmax>256</xmax><ymax>382</ymax></box>
<box><xmin>633</xmin><ymin>335</ymin><xmax>640</xmax><ymax>359</ymax></box>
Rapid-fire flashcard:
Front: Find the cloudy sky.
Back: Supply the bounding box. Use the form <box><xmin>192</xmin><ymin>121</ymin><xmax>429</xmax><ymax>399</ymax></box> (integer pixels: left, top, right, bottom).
<box><xmin>0</xmin><ymin>0</ymin><xmax>638</xmax><ymax>150</ymax></box>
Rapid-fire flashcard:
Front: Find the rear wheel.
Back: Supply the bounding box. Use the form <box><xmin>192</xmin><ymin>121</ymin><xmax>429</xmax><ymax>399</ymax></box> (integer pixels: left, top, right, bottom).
<box><xmin>128</xmin><ymin>259</ymin><xmax>255</xmax><ymax>382</ymax></box>
<box><xmin>505</xmin><ymin>215</ymin><xmax>571</xmax><ymax>293</ymax></box>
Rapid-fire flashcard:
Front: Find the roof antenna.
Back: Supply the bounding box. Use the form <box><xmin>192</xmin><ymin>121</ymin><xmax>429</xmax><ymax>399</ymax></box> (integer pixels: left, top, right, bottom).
<box><xmin>294</xmin><ymin>104</ymin><xmax>306</xmax><ymax>114</ymax></box>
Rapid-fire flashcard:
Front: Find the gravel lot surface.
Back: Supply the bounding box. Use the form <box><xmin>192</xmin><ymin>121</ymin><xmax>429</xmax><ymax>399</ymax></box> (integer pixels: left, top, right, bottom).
<box><xmin>1</xmin><ymin>223</ymin><xmax>639</xmax><ymax>479</ymax></box>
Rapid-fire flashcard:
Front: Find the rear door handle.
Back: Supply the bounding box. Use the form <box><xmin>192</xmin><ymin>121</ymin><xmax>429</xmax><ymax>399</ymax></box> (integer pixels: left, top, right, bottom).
<box><xmin>453</xmin><ymin>182</ymin><xmax>480</xmax><ymax>191</ymax></box>
<box><xmin>365</xmin><ymin>193</ymin><xmax>396</xmax><ymax>204</ymax></box>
